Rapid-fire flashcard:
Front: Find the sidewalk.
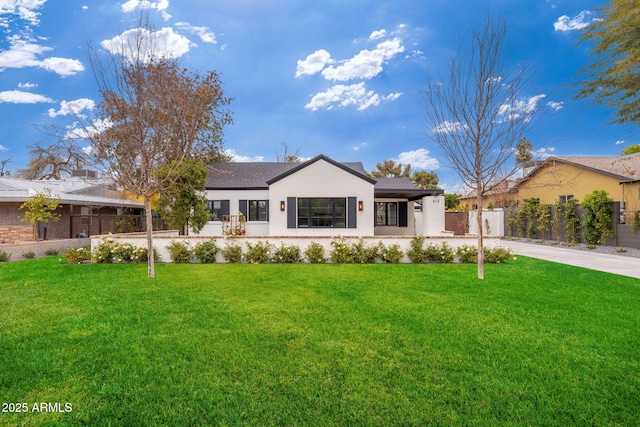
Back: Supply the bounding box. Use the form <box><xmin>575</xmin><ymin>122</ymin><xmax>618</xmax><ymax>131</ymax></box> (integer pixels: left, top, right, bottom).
<box><xmin>501</xmin><ymin>240</ymin><xmax>640</xmax><ymax>279</ymax></box>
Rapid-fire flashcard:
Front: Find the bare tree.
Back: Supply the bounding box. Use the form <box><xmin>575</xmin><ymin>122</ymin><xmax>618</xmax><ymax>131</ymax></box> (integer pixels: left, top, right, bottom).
<box><xmin>422</xmin><ymin>17</ymin><xmax>543</xmax><ymax>279</ymax></box>
<box><xmin>83</xmin><ymin>16</ymin><xmax>232</xmax><ymax>278</ymax></box>
<box><xmin>0</xmin><ymin>158</ymin><xmax>11</xmax><ymax>177</ymax></box>
<box><xmin>18</xmin><ymin>140</ymin><xmax>88</xmax><ymax>180</ymax></box>
<box><xmin>275</xmin><ymin>141</ymin><xmax>303</xmax><ymax>162</ymax></box>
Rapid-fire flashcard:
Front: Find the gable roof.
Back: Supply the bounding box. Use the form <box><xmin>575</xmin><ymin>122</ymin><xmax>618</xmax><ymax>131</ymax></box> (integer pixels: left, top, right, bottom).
<box><xmin>206</xmin><ymin>154</ymin><xmax>373</xmax><ymax>189</ymax></box>
<box><xmin>266</xmin><ymin>154</ymin><xmax>377</xmax><ymax>185</ymax></box>
<box><xmin>525</xmin><ymin>154</ymin><xmax>640</xmax><ymax>182</ymax></box>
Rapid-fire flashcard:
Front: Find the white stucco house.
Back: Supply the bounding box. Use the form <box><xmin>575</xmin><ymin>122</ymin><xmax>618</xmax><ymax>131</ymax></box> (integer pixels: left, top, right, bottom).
<box><xmin>197</xmin><ymin>154</ymin><xmax>447</xmax><ymax>237</ymax></box>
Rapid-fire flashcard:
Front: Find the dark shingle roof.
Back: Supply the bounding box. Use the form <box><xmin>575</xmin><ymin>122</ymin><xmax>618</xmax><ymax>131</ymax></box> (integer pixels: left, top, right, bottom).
<box><xmin>206</xmin><ymin>154</ymin><xmax>443</xmax><ymax>199</ymax></box>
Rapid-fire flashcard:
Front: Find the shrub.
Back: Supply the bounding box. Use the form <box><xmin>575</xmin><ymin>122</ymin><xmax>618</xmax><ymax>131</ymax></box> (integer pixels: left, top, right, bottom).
<box><xmin>633</xmin><ymin>211</ymin><xmax>640</xmax><ymax>232</ymax></box>
<box><xmin>582</xmin><ymin>190</ymin><xmax>614</xmax><ymax>245</ymax></box>
<box><xmin>304</xmin><ymin>242</ymin><xmax>326</xmax><ymax>264</ymax></box>
<box><xmin>221</xmin><ymin>241</ymin><xmax>243</xmax><ymax>263</ymax></box>
<box><xmin>166</xmin><ymin>241</ymin><xmax>192</xmax><ymax>264</ymax></box>
<box><xmin>65</xmin><ymin>247</ymin><xmax>91</xmax><ymax>264</ymax></box>
<box><xmin>484</xmin><ymin>246</ymin><xmax>513</xmax><ymax>264</ymax></box>
<box><xmin>272</xmin><ymin>243</ymin><xmax>301</xmax><ymax>264</ymax></box>
<box><xmin>351</xmin><ymin>240</ymin><xmax>380</xmax><ymax>264</ymax></box>
<box><xmin>112</xmin><ymin>242</ymin><xmax>136</xmax><ymax>263</ymax></box>
<box><xmin>456</xmin><ymin>245</ymin><xmax>478</xmax><ymax>264</ymax></box>
<box><xmin>245</xmin><ymin>241</ymin><xmax>272</xmax><ymax>264</ymax></box>
<box><xmin>45</xmin><ymin>249</ymin><xmax>59</xmax><ymax>256</ymax></box>
<box><xmin>194</xmin><ymin>240</ymin><xmax>219</xmax><ymax>264</ymax></box>
<box><xmin>22</xmin><ymin>250</ymin><xmax>36</xmax><ymax>259</ymax></box>
<box><xmin>381</xmin><ymin>243</ymin><xmax>403</xmax><ymax>264</ymax></box>
<box><xmin>130</xmin><ymin>246</ymin><xmax>157</xmax><ymax>263</ymax></box>
<box><xmin>114</xmin><ymin>216</ymin><xmax>136</xmax><ymax>233</ymax></box>
<box><xmin>0</xmin><ymin>250</ymin><xmax>11</xmax><ymax>262</ymax></box>
<box><xmin>92</xmin><ymin>238</ymin><xmax>118</xmax><ymax>263</ymax></box>
<box><xmin>406</xmin><ymin>236</ymin><xmax>427</xmax><ymax>263</ymax></box>
<box><xmin>330</xmin><ymin>238</ymin><xmax>354</xmax><ymax>264</ymax></box>
<box><xmin>425</xmin><ymin>242</ymin><xmax>454</xmax><ymax>263</ymax></box>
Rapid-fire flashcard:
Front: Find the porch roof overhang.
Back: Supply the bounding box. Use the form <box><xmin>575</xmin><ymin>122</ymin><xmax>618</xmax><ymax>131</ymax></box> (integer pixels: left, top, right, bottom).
<box><xmin>374</xmin><ymin>188</ymin><xmax>443</xmax><ymax>201</ymax></box>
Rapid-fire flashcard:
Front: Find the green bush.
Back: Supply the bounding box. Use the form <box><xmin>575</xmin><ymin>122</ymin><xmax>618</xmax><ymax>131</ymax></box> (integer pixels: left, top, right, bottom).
<box><xmin>92</xmin><ymin>238</ymin><xmax>118</xmax><ymax>263</ymax></box>
<box><xmin>166</xmin><ymin>241</ymin><xmax>192</xmax><ymax>264</ymax></box>
<box><xmin>245</xmin><ymin>241</ymin><xmax>272</xmax><ymax>264</ymax></box>
<box><xmin>45</xmin><ymin>248</ymin><xmax>59</xmax><ymax>256</ymax></box>
<box><xmin>351</xmin><ymin>240</ymin><xmax>380</xmax><ymax>264</ymax></box>
<box><xmin>22</xmin><ymin>250</ymin><xmax>36</xmax><ymax>259</ymax></box>
<box><xmin>65</xmin><ymin>247</ymin><xmax>91</xmax><ymax>264</ymax></box>
<box><xmin>406</xmin><ymin>236</ymin><xmax>427</xmax><ymax>263</ymax></box>
<box><xmin>221</xmin><ymin>241</ymin><xmax>243</xmax><ymax>263</ymax></box>
<box><xmin>112</xmin><ymin>242</ymin><xmax>135</xmax><ymax>263</ymax></box>
<box><xmin>484</xmin><ymin>246</ymin><xmax>513</xmax><ymax>264</ymax></box>
<box><xmin>194</xmin><ymin>240</ymin><xmax>219</xmax><ymax>264</ymax></box>
<box><xmin>130</xmin><ymin>245</ymin><xmax>157</xmax><ymax>263</ymax></box>
<box><xmin>0</xmin><ymin>250</ymin><xmax>11</xmax><ymax>262</ymax></box>
<box><xmin>381</xmin><ymin>243</ymin><xmax>404</xmax><ymax>264</ymax></box>
<box><xmin>425</xmin><ymin>242</ymin><xmax>454</xmax><ymax>263</ymax></box>
<box><xmin>330</xmin><ymin>238</ymin><xmax>354</xmax><ymax>264</ymax></box>
<box><xmin>304</xmin><ymin>242</ymin><xmax>326</xmax><ymax>264</ymax></box>
<box><xmin>456</xmin><ymin>245</ymin><xmax>478</xmax><ymax>264</ymax></box>
<box><xmin>272</xmin><ymin>243</ymin><xmax>301</xmax><ymax>264</ymax></box>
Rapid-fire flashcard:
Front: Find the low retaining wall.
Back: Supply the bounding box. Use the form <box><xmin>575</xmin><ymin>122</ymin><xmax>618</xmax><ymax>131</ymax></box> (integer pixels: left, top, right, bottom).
<box><xmin>90</xmin><ymin>234</ymin><xmax>501</xmax><ymax>263</ymax></box>
<box><xmin>0</xmin><ymin>238</ymin><xmax>91</xmax><ymax>261</ymax></box>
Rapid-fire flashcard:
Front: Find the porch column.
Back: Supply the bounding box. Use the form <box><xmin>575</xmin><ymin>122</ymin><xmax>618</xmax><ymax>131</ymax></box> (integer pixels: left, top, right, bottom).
<box><xmin>421</xmin><ymin>196</ymin><xmax>445</xmax><ymax>236</ymax></box>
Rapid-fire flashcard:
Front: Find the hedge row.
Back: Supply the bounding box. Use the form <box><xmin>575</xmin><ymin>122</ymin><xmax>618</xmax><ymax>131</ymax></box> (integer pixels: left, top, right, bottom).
<box><xmin>69</xmin><ymin>237</ymin><xmax>513</xmax><ymax>265</ymax></box>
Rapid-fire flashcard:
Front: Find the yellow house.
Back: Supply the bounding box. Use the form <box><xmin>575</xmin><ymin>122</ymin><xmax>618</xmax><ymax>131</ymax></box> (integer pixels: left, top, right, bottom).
<box><xmin>459</xmin><ymin>154</ymin><xmax>640</xmax><ymax>218</ymax></box>
<box><xmin>514</xmin><ymin>155</ymin><xmax>639</xmax><ymax>212</ymax></box>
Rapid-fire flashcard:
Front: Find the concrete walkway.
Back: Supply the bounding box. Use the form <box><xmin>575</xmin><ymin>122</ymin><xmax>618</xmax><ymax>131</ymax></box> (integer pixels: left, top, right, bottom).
<box><xmin>501</xmin><ymin>240</ymin><xmax>640</xmax><ymax>280</ymax></box>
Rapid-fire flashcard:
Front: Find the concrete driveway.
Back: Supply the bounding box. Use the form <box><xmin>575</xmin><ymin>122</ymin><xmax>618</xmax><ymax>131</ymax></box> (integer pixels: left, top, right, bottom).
<box><xmin>501</xmin><ymin>240</ymin><xmax>640</xmax><ymax>280</ymax></box>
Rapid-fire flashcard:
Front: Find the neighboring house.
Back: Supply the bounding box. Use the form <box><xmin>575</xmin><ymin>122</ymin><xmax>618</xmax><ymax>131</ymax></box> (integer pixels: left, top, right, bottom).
<box><xmin>199</xmin><ymin>154</ymin><xmax>446</xmax><ymax>237</ymax></box>
<box><xmin>458</xmin><ymin>179</ymin><xmax>519</xmax><ymax>210</ymax></box>
<box><xmin>0</xmin><ymin>173</ymin><xmax>144</xmax><ymax>242</ymax></box>
<box><xmin>459</xmin><ymin>154</ymin><xmax>640</xmax><ymax>219</ymax></box>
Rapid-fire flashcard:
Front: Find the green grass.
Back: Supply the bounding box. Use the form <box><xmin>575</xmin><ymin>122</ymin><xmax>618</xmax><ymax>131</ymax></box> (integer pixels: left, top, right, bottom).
<box><xmin>1</xmin><ymin>257</ymin><xmax>639</xmax><ymax>426</ymax></box>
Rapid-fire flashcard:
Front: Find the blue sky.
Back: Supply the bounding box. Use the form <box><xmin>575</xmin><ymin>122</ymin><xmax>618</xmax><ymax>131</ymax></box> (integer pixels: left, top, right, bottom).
<box><xmin>0</xmin><ymin>0</ymin><xmax>636</xmax><ymax>193</ymax></box>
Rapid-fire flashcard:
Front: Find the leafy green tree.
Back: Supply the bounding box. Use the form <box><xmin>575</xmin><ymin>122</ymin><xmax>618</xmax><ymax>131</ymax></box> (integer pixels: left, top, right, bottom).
<box><xmin>19</xmin><ymin>189</ymin><xmax>61</xmax><ymax>240</ymax></box>
<box><xmin>515</xmin><ymin>137</ymin><xmax>533</xmax><ymax>166</ymax></box>
<box><xmin>622</xmin><ymin>144</ymin><xmax>640</xmax><ymax>155</ymax></box>
<box><xmin>581</xmin><ymin>190</ymin><xmax>614</xmax><ymax>245</ymax></box>
<box><xmin>444</xmin><ymin>194</ymin><xmax>461</xmax><ymax>211</ymax></box>
<box><xmin>578</xmin><ymin>0</ymin><xmax>640</xmax><ymax>127</ymax></box>
<box><xmin>370</xmin><ymin>160</ymin><xmax>411</xmax><ymax>178</ymax></box>
<box><xmin>155</xmin><ymin>159</ymin><xmax>210</xmax><ymax>236</ymax></box>
<box><xmin>411</xmin><ymin>170</ymin><xmax>440</xmax><ymax>189</ymax></box>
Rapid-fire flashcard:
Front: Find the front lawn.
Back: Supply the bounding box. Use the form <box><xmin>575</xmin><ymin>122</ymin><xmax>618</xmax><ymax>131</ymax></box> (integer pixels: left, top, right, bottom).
<box><xmin>0</xmin><ymin>257</ymin><xmax>638</xmax><ymax>426</ymax></box>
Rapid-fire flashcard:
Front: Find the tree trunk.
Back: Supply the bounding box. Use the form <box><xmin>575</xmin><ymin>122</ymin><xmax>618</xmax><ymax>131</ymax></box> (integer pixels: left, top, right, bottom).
<box><xmin>476</xmin><ymin>187</ymin><xmax>485</xmax><ymax>280</ymax></box>
<box><xmin>144</xmin><ymin>195</ymin><xmax>155</xmax><ymax>279</ymax></box>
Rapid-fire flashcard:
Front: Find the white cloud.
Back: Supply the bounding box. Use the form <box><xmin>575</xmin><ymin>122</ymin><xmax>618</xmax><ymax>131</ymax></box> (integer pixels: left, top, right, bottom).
<box><xmin>615</xmin><ymin>140</ymin><xmax>625</xmax><ymax>145</ymax></box>
<box><xmin>0</xmin><ymin>144</ymin><xmax>7</xmax><ymax>151</ymax></box>
<box><xmin>305</xmin><ymin>82</ymin><xmax>392</xmax><ymax>111</ymax></box>
<box><xmin>48</xmin><ymin>98</ymin><xmax>96</xmax><ymax>118</ymax></box>
<box><xmin>0</xmin><ymin>39</ymin><xmax>84</xmax><ymax>76</ymax></box>
<box><xmin>352</xmin><ymin>142</ymin><xmax>368</xmax><ymax>151</ymax></box>
<box><xmin>546</xmin><ymin>101</ymin><xmax>564</xmax><ymax>111</ymax></box>
<box><xmin>385</xmin><ymin>92</ymin><xmax>402</xmax><ymax>101</ymax></box>
<box><xmin>533</xmin><ymin>147</ymin><xmax>555</xmax><ymax>159</ymax></box>
<box><xmin>101</xmin><ymin>27</ymin><xmax>193</xmax><ymax>61</ymax></box>
<box><xmin>369</xmin><ymin>29</ymin><xmax>387</xmax><ymax>41</ymax></box>
<box><xmin>0</xmin><ymin>0</ymin><xmax>47</xmax><ymax>26</ymax></box>
<box><xmin>175</xmin><ymin>22</ymin><xmax>216</xmax><ymax>44</ymax></box>
<box><xmin>295</xmin><ymin>49</ymin><xmax>332</xmax><ymax>77</ymax></box>
<box><xmin>0</xmin><ymin>90</ymin><xmax>52</xmax><ymax>103</ymax></box>
<box><xmin>321</xmin><ymin>38</ymin><xmax>404</xmax><ymax>82</ymax></box>
<box><xmin>433</xmin><ymin>120</ymin><xmax>467</xmax><ymax>135</ymax></box>
<box><xmin>82</xmin><ymin>5</ymin><xmax>88</xmax><ymax>11</ymax></box>
<box><xmin>554</xmin><ymin>10</ymin><xmax>601</xmax><ymax>32</ymax></box>
<box><xmin>498</xmin><ymin>94</ymin><xmax>546</xmax><ymax>121</ymax></box>
<box><xmin>394</xmin><ymin>148</ymin><xmax>440</xmax><ymax>170</ymax></box>
<box><xmin>64</xmin><ymin>118</ymin><xmax>112</xmax><ymax>140</ymax></box>
<box><xmin>18</xmin><ymin>82</ymin><xmax>37</xmax><ymax>88</ymax></box>
<box><xmin>224</xmin><ymin>149</ymin><xmax>264</xmax><ymax>162</ymax></box>
<box><xmin>121</xmin><ymin>0</ymin><xmax>171</xmax><ymax>20</ymax></box>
